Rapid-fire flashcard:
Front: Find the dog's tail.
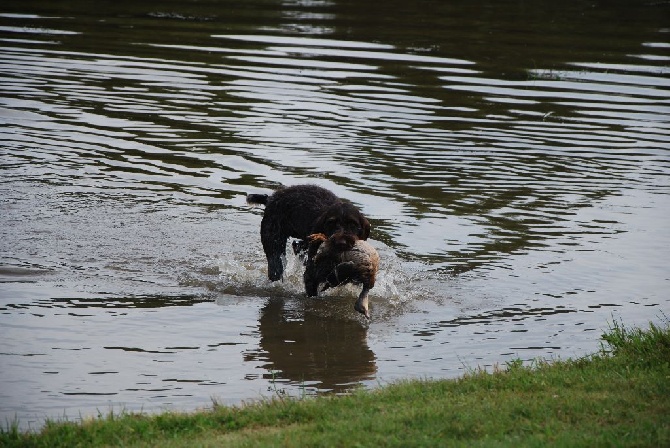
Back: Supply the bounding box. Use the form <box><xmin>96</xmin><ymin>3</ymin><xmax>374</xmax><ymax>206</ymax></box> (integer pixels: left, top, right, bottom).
<box><xmin>246</xmin><ymin>193</ymin><xmax>269</xmax><ymax>206</ymax></box>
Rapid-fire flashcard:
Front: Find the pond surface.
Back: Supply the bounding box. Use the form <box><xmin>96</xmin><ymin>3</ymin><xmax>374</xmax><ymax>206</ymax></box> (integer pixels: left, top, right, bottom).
<box><xmin>1</xmin><ymin>0</ymin><xmax>669</xmax><ymax>430</ymax></box>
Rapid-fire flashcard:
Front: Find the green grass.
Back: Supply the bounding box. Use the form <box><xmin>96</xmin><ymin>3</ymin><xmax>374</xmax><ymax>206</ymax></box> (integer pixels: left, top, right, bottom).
<box><xmin>3</xmin><ymin>319</ymin><xmax>669</xmax><ymax>447</ymax></box>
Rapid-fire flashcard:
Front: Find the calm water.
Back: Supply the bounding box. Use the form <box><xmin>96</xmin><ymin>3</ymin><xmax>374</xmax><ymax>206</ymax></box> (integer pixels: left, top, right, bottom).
<box><xmin>1</xmin><ymin>0</ymin><xmax>669</xmax><ymax>430</ymax></box>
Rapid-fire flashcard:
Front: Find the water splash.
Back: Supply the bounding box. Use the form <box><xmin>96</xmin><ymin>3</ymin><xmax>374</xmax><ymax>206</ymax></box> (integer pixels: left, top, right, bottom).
<box><xmin>180</xmin><ymin>238</ymin><xmax>430</xmax><ymax>311</ymax></box>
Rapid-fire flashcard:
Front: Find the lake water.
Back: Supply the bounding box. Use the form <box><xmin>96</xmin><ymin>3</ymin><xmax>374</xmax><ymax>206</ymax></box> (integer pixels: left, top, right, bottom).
<box><xmin>1</xmin><ymin>0</ymin><xmax>669</xmax><ymax>430</ymax></box>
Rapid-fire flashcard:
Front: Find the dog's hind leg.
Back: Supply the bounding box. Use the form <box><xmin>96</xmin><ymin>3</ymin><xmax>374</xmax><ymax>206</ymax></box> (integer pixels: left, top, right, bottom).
<box><xmin>260</xmin><ymin>216</ymin><xmax>288</xmax><ymax>281</ymax></box>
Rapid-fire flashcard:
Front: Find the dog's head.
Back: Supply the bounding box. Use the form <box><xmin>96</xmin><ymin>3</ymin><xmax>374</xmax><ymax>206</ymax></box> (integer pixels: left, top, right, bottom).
<box><xmin>313</xmin><ymin>201</ymin><xmax>370</xmax><ymax>251</ymax></box>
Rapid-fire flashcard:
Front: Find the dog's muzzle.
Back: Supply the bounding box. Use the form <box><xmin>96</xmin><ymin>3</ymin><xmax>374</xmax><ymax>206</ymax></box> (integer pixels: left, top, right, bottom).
<box><xmin>330</xmin><ymin>232</ymin><xmax>358</xmax><ymax>251</ymax></box>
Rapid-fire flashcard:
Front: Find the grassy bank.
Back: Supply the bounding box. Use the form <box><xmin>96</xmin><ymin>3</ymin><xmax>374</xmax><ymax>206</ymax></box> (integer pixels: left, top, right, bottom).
<box><xmin>3</xmin><ymin>319</ymin><xmax>669</xmax><ymax>447</ymax></box>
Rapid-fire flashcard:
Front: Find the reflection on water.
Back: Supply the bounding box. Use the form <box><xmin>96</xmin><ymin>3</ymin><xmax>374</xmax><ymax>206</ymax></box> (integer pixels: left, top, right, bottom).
<box><xmin>1</xmin><ymin>0</ymin><xmax>669</xmax><ymax>430</ymax></box>
<box><xmin>246</xmin><ymin>298</ymin><xmax>376</xmax><ymax>393</ymax></box>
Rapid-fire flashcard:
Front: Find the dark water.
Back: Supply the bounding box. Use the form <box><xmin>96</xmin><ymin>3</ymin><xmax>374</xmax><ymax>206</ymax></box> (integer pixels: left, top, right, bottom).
<box><xmin>1</xmin><ymin>0</ymin><xmax>669</xmax><ymax>430</ymax></box>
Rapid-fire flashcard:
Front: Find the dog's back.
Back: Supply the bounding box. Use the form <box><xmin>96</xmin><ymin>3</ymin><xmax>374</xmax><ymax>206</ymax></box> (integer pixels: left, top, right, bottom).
<box><xmin>260</xmin><ymin>185</ymin><xmax>341</xmax><ymax>239</ymax></box>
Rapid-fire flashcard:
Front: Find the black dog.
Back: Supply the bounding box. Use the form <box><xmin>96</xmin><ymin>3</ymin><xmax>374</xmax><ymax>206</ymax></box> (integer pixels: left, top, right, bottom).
<box><xmin>247</xmin><ymin>184</ymin><xmax>370</xmax><ymax>283</ymax></box>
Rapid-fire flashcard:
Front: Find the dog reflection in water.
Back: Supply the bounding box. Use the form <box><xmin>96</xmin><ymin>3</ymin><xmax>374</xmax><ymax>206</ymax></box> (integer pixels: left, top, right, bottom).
<box><xmin>304</xmin><ymin>233</ymin><xmax>380</xmax><ymax>320</ymax></box>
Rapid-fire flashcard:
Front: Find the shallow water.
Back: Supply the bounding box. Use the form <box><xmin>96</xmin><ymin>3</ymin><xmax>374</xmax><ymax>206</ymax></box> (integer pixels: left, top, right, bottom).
<box><xmin>1</xmin><ymin>0</ymin><xmax>669</xmax><ymax>430</ymax></box>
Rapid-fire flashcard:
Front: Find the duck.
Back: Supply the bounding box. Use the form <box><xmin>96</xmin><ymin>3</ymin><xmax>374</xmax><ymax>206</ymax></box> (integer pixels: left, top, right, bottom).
<box><xmin>304</xmin><ymin>233</ymin><xmax>380</xmax><ymax>319</ymax></box>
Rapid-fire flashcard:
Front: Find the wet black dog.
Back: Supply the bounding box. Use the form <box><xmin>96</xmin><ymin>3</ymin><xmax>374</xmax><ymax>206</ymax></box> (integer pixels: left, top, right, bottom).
<box><xmin>247</xmin><ymin>184</ymin><xmax>370</xmax><ymax>282</ymax></box>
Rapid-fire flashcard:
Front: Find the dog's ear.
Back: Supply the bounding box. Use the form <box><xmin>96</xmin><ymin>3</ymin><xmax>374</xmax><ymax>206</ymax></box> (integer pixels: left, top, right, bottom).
<box><xmin>311</xmin><ymin>209</ymin><xmax>331</xmax><ymax>234</ymax></box>
<box><xmin>360</xmin><ymin>216</ymin><xmax>371</xmax><ymax>240</ymax></box>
